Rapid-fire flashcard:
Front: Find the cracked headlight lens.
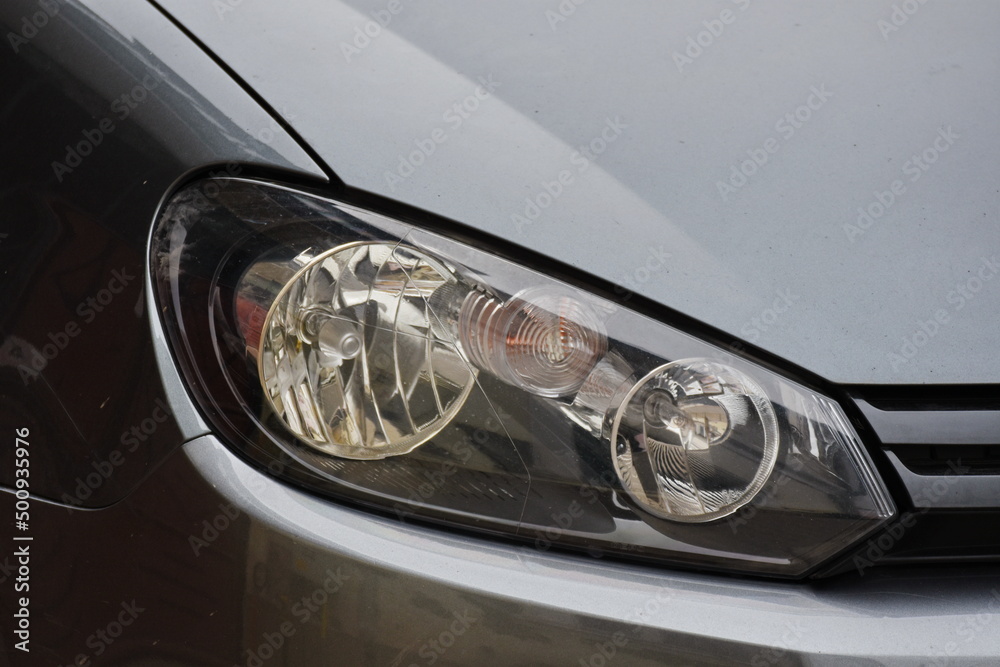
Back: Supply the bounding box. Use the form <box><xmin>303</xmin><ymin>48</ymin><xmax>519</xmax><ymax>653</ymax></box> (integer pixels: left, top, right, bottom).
<box><xmin>153</xmin><ymin>178</ymin><xmax>895</xmax><ymax>578</ymax></box>
<box><xmin>251</xmin><ymin>242</ymin><xmax>475</xmax><ymax>460</ymax></box>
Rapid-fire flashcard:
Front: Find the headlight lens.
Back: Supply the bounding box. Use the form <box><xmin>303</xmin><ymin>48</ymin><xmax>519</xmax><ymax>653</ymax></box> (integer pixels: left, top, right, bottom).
<box><xmin>153</xmin><ymin>178</ymin><xmax>895</xmax><ymax>578</ymax></box>
<box><xmin>611</xmin><ymin>359</ymin><xmax>779</xmax><ymax>523</ymax></box>
<box><xmin>252</xmin><ymin>242</ymin><xmax>475</xmax><ymax>460</ymax></box>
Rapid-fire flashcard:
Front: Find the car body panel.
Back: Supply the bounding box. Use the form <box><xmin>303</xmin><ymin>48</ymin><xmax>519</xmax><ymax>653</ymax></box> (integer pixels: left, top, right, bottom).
<box><xmin>157</xmin><ymin>0</ymin><xmax>1000</xmax><ymax>385</ymax></box>
<box><xmin>0</xmin><ymin>0</ymin><xmax>326</xmax><ymax>507</ymax></box>
<box><xmin>6</xmin><ymin>434</ymin><xmax>1000</xmax><ymax>665</ymax></box>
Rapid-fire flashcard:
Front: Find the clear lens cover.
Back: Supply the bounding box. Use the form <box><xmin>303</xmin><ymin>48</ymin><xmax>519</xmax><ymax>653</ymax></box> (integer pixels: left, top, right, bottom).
<box><xmin>254</xmin><ymin>242</ymin><xmax>475</xmax><ymax>460</ymax></box>
<box><xmin>153</xmin><ymin>178</ymin><xmax>895</xmax><ymax>578</ymax></box>
<box><xmin>611</xmin><ymin>359</ymin><xmax>779</xmax><ymax>523</ymax></box>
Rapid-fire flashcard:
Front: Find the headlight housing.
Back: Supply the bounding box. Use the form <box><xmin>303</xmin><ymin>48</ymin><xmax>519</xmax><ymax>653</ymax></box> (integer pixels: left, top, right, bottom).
<box><xmin>153</xmin><ymin>177</ymin><xmax>894</xmax><ymax>578</ymax></box>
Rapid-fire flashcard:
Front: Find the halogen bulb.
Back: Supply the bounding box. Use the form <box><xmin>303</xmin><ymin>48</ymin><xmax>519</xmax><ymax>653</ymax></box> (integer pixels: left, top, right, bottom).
<box><xmin>459</xmin><ymin>286</ymin><xmax>607</xmax><ymax>397</ymax></box>
<box><xmin>254</xmin><ymin>242</ymin><xmax>476</xmax><ymax>460</ymax></box>
<box><xmin>297</xmin><ymin>308</ymin><xmax>364</xmax><ymax>367</ymax></box>
<box><xmin>610</xmin><ymin>359</ymin><xmax>779</xmax><ymax>522</ymax></box>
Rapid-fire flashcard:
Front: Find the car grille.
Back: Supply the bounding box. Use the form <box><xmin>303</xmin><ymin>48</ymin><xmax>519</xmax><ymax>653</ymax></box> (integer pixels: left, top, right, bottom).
<box><xmin>847</xmin><ymin>386</ymin><xmax>1000</xmax><ymax>566</ymax></box>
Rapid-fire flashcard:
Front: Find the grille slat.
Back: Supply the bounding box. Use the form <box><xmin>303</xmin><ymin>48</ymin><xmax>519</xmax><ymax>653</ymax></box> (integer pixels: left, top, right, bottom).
<box><xmin>856</xmin><ymin>398</ymin><xmax>1000</xmax><ymax>446</ymax></box>
<box><xmin>845</xmin><ymin>389</ymin><xmax>1000</xmax><ymax>566</ymax></box>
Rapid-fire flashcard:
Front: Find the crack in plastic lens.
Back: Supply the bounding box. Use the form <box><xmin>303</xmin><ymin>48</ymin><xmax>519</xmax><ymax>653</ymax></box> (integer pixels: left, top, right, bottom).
<box><xmin>257</xmin><ymin>242</ymin><xmax>476</xmax><ymax>459</ymax></box>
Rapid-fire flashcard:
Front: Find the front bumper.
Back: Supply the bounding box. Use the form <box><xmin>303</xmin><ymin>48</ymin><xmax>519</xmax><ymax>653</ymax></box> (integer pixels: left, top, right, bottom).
<box><xmin>18</xmin><ymin>434</ymin><xmax>1000</xmax><ymax>666</ymax></box>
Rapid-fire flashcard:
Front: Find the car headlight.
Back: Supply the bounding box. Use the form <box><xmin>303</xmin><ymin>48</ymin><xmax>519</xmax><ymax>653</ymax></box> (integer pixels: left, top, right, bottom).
<box><xmin>152</xmin><ymin>177</ymin><xmax>894</xmax><ymax>578</ymax></box>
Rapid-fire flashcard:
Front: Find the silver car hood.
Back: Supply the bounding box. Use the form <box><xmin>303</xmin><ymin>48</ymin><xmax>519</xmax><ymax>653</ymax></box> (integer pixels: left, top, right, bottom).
<box><xmin>160</xmin><ymin>0</ymin><xmax>999</xmax><ymax>385</ymax></box>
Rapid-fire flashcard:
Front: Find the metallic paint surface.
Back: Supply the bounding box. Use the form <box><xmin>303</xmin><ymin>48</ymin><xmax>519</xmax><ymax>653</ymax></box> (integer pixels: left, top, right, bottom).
<box><xmin>157</xmin><ymin>0</ymin><xmax>1000</xmax><ymax>385</ymax></box>
<box><xmin>0</xmin><ymin>0</ymin><xmax>325</xmax><ymax>506</ymax></box>
<box><xmin>10</xmin><ymin>435</ymin><xmax>998</xmax><ymax>664</ymax></box>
